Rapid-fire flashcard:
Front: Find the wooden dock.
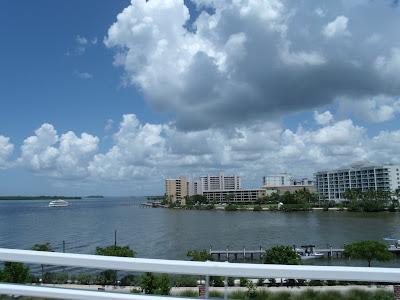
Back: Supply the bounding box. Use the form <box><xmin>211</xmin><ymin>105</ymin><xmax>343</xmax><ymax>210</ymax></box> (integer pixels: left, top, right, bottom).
<box><xmin>209</xmin><ymin>246</ymin><xmax>346</xmax><ymax>261</ymax></box>
<box><xmin>209</xmin><ymin>245</ymin><xmax>400</xmax><ymax>261</ymax></box>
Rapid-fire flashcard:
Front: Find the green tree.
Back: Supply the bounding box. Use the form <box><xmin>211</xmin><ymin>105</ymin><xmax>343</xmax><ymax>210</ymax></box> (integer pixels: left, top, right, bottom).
<box><xmin>189</xmin><ymin>195</ymin><xmax>208</xmax><ymax>205</ymax></box>
<box><xmin>282</xmin><ymin>192</ymin><xmax>295</xmax><ymax>204</ymax></box>
<box><xmin>1</xmin><ymin>262</ymin><xmax>30</xmax><ymax>283</ymax></box>
<box><xmin>32</xmin><ymin>243</ymin><xmax>52</xmax><ymax>282</ymax></box>
<box><xmin>96</xmin><ymin>269</ymin><xmax>117</xmax><ymax>285</ymax></box>
<box><xmin>268</xmin><ymin>193</ymin><xmax>281</xmax><ymax>204</ymax></box>
<box><xmin>224</xmin><ymin>193</ymin><xmax>234</xmax><ymax>204</ymax></box>
<box><xmin>140</xmin><ymin>272</ymin><xmax>157</xmax><ymax>294</ymax></box>
<box><xmin>225</xmin><ymin>204</ymin><xmax>238</xmax><ymax>211</ymax></box>
<box><xmin>263</xmin><ymin>245</ymin><xmax>301</xmax><ymax>265</ymax></box>
<box><xmin>343</xmin><ymin>189</ymin><xmax>361</xmax><ymax>202</ymax></box>
<box><xmin>344</xmin><ymin>241</ymin><xmax>393</xmax><ymax>267</ymax></box>
<box><xmin>96</xmin><ymin>245</ymin><xmax>135</xmax><ymax>285</ymax></box>
<box><xmin>155</xmin><ymin>274</ymin><xmax>171</xmax><ymax>295</ymax></box>
<box><xmin>76</xmin><ymin>273</ymin><xmax>93</xmax><ymax>285</ymax></box>
<box><xmin>139</xmin><ymin>273</ymin><xmax>171</xmax><ymax>295</ymax></box>
<box><xmin>187</xmin><ymin>249</ymin><xmax>213</xmax><ymax>261</ymax></box>
<box><xmin>96</xmin><ymin>245</ymin><xmax>135</xmax><ymax>257</ymax></box>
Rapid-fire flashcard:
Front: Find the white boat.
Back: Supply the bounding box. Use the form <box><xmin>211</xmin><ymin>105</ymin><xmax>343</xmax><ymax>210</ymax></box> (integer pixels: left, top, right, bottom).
<box><xmin>298</xmin><ymin>245</ymin><xmax>324</xmax><ymax>260</ymax></box>
<box><xmin>300</xmin><ymin>252</ymin><xmax>324</xmax><ymax>260</ymax></box>
<box><xmin>48</xmin><ymin>199</ymin><xmax>69</xmax><ymax>207</ymax></box>
<box><xmin>383</xmin><ymin>238</ymin><xmax>400</xmax><ymax>253</ymax></box>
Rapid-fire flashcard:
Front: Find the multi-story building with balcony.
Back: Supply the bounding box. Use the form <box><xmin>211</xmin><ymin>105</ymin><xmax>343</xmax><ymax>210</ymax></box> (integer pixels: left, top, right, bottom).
<box><xmin>315</xmin><ymin>164</ymin><xmax>400</xmax><ymax>201</ymax></box>
<box><xmin>203</xmin><ymin>189</ymin><xmax>265</xmax><ymax>204</ymax></box>
<box><xmin>165</xmin><ymin>177</ymin><xmax>202</xmax><ymax>205</ymax></box>
<box><xmin>165</xmin><ymin>176</ymin><xmax>188</xmax><ymax>204</ymax></box>
<box><xmin>263</xmin><ymin>173</ymin><xmax>293</xmax><ymax>187</ymax></box>
<box><xmin>262</xmin><ymin>174</ymin><xmax>315</xmax><ymax>194</ymax></box>
<box><xmin>200</xmin><ymin>173</ymin><xmax>241</xmax><ymax>192</ymax></box>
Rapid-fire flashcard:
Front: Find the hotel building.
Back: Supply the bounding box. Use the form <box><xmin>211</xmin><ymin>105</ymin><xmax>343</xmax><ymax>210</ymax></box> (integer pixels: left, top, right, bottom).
<box><xmin>165</xmin><ymin>176</ymin><xmax>188</xmax><ymax>204</ymax></box>
<box><xmin>263</xmin><ymin>174</ymin><xmax>293</xmax><ymax>187</ymax></box>
<box><xmin>200</xmin><ymin>173</ymin><xmax>241</xmax><ymax>192</ymax></box>
<box><xmin>315</xmin><ymin>164</ymin><xmax>400</xmax><ymax>201</ymax></box>
<box><xmin>203</xmin><ymin>189</ymin><xmax>265</xmax><ymax>204</ymax></box>
<box><xmin>262</xmin><ymin>174</ymin><xmax>315</xmax><ymax>194</ymax></box>
<box><xmin>165</xmin><ymin>173</ymin><xmax>242</xmax><ymax>204</ymax></box>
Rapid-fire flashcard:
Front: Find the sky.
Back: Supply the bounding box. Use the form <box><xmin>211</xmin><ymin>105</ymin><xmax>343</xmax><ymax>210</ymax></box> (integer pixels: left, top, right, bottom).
<box><xmin>0</xmin><ymin>0</ymin><xmax>400</xmax><ymax>196</ymax></box>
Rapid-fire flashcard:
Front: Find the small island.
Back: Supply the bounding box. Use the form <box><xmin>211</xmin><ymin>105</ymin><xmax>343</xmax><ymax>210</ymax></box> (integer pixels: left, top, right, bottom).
<box><xmin>85</xmin><ymin>195</ymin><xmax>105</xmax><ymax>199</ymax></box>
<box><xmin>0</xmin><ymin>196</ymin><xmax>82</xmax><ymax>200</ymax></box>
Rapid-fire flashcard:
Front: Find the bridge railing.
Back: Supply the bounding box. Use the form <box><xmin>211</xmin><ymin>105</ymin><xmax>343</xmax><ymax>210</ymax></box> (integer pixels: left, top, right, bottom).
<box><xmin>0</xmin><ymin>248</ymin><xmax>399</xmax><ymax>299</ymax></box>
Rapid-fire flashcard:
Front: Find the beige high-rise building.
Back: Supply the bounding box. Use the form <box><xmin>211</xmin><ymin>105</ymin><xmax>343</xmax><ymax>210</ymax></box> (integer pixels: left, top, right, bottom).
<box><xmin>165</xmin><ymin>176</ymin><xmax>188</xmax><ymax>205</ymax></box>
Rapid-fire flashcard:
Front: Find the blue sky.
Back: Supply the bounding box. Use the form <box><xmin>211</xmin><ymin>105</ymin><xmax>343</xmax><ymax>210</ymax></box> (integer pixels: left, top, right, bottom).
<box><xmin>0</xmin><ymin>0</ymin><xmax>400</xmax><ymax>196</ymax></box>
<box><xmin>1</xmin><ymin>0</ymin><xmax>140</xmax><ymax>142</ymax></box>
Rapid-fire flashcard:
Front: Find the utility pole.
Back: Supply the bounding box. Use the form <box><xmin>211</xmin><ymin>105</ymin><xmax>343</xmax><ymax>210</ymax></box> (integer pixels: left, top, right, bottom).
<box><xmin>114</xmin><ymin>230</ymin><xmax>117</xmax><ymax>247</ymax></box>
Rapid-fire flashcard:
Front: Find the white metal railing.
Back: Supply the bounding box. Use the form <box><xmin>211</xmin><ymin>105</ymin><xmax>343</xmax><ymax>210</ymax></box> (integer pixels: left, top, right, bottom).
<box><xmin>0</xmin><ymin>248</ymin><xmax>400</xmax><ymax>299</ymax></box>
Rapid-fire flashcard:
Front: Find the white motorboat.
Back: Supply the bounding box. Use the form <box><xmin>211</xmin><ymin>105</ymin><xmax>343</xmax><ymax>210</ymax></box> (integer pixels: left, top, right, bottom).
<box><xmin>383</xmin><ymin>238</ymin><xmax>400</xmax><ymax>253</ymax></box>
<box><xmin>48</xmin><ymin>199</ymin><xmax>69</xmax><ymax>207</ymax></box>
<box><xmin>298</xmin><ymin>245</ymin><xmax>324</xmax><ymax>260</ymax></box>
<box><xmin>300</xmin><ymin>252</ymin><xmax>324</xmax><ymax>260</ymax></box>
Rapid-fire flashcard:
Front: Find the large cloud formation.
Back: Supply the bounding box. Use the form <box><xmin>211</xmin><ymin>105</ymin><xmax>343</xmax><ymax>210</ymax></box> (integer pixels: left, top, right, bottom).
<box><xmin>7</xmin><ymin>113</ymin><xmax>400</xmax><ymax>190</ymax></box>
<box><xmin>19</xmin><ymin>124</ymin><xmax>99</xmax><ymax>179</ymax></box>
<box><xmin>105</xmin><ymin>0</ymin><xmax>400</xmax><ymax>130</ymax></box>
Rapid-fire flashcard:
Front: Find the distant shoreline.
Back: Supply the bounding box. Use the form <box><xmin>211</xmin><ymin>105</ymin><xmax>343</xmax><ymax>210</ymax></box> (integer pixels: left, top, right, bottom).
<box><xmin>0</xmin><ymin>196</ymin><xmax>82</xmax><ymax>200</ymax></box>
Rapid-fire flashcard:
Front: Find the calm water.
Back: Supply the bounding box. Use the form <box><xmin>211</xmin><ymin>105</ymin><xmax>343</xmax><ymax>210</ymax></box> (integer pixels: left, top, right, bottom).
<box><xmin>1</xmin><ymin>197</ymin><xmax>400</xmax><ymax>268</ymax></box>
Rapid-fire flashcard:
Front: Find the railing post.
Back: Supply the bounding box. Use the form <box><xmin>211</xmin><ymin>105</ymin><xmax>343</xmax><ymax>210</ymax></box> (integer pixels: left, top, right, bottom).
<box><xmin>205</xmin><ymin>275</ymin><xmax>210</xmax><ymax>299</ymax></box>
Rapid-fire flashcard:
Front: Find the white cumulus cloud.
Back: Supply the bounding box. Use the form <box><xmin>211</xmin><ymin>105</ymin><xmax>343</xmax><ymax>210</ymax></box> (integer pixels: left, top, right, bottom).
<box><xmin>0</xmin><ymin>136</ymin><xmax>14</xmax><ymax>169</ymax></box>
<box><xmin>314</xmin><ymin>110</ymin><xmax>334</xmax><ymax>125</ymax></box>
<box><xmin>339</xmin><ymin>96</ymin><xmax>400</xmax><ymax>123</ymax></box>
<box><xmin>2</xmin><ymin>113</ymin><xmax>400</xmax><ymax>192</ymax></box>
<box><xmin>322</xmin><ymin>16</ymin><xmax>351</xmax><ymax>38</ymax></box>
<box><xmin>19</xmin><ymin>123</ymin><xmax>99</xmax><ymax>179</ymax></box>
<box><xmin>104</xmin><ymin>0</ymin><xmax>400</xmax><ymax>130</ymax></box>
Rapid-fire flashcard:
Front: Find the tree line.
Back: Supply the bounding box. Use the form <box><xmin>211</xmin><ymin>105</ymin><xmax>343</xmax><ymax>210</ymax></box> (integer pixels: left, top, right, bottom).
<box><xmin>165</xmin><ymin>188</ymin><xmax>400</xmax><ymax>213</ymax></box>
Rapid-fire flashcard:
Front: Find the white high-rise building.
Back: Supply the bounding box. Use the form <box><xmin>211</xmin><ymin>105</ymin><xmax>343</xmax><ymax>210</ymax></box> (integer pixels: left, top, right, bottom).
<box><xmin>200</xmin><ymin>172</ymin><xmax>241</xmax><ymax>192</ymax></box>
<box><xmin>263</xmin><ymin>174</ymin><xmax>293</xmax><ymax>187</ymax></box>
<box><xmin>315</xmin><ymin>164</ymin><xmax>400</xmax><ymax>201</ymax></box>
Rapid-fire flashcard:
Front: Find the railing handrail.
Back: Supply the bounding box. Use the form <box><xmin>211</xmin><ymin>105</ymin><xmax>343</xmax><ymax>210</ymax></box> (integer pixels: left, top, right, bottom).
<box><xmin>0</xmin><ymin>283</ymin><xmax>187</xmax><ymax>300</ymax></box>
<box><xmin>0</xmin><ymin>248</ymin><xmax>400</xmax><ymax>282</ymax></box>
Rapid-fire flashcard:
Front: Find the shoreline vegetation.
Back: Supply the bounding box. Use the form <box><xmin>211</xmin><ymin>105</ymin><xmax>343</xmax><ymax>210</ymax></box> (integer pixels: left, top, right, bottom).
<box><xmin>0</xmin><ymin>196</ymin><xmax>82</xmax><ymax>200</ymax></box>
<box><xmin>156</xmin><ymin>189</ymin><xmax>400</xmax><ymax>213</ymax></box>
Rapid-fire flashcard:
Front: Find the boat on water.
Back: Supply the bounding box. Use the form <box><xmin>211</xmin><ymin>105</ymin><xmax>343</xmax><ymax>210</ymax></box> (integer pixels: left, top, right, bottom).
<box><xmin>298</xmin><ymin>245</ymin><xmax>324</xmax><ymax>260</ymax></box>
<box><xmin>383</xmin><ymin>238</ymin><xmax>400</xmax><ymax>253</ymax></box>
<box><xmin>48</xmin><ymin>199</ymin><xmax>69</xmax><ymax>207</ymax></box>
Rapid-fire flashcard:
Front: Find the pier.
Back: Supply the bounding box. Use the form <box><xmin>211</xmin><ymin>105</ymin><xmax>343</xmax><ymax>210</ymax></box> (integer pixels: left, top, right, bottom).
<box><xmin>210</xmin><ymin>244</ymin><xmax>400</xmax><ymax>261</ymax></box>
<box><xmin>209</xmin><ymin>245</ymin><xmax>346</xmax><ymax>261</ymax></box>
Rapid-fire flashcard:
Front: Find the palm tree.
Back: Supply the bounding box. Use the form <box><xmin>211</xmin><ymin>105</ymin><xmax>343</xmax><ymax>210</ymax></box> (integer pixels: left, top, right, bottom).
<box><xmin>32</xmin><ymin>243</ymin><xmax>52</xmax><ymax>281</ymax></box>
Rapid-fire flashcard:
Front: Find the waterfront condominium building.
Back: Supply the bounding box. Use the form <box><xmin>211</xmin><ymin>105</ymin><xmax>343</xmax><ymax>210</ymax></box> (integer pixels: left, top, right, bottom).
<box><xmin>263</xmin><ymin>173</ymin><xmax>293</xmax><ymax>187</ymax></box>
<box><xmin>263</xmin><ymin>174</ymin><xmax>314</xmax><ymax>187</ymax></box>
<box><xmin>200</xmin><ymin>172</ymin><xmax>241</xmax><ymax>192</ymax></box>
<box><xmin>165</xmin><ymin>177</ymin><xmax>188</xmax><ymax>204</ymax></box>
<box><xmin>315</xmin><ymin>164</ymin><xmax>400</xmax><ymax>201</ymax></box>
<box><xmin>203</xmin><ymin>189</ymin><xmax>265</xmax><ymax>204</ymax></box>
<box><xmin>262</xmin><ymin>174</ymin><xmax>315</xmax><ymax>194</ymax></box>
<box><xmin>165</xmin><ymin>177</ymin><xmax>202</xmax><ymax>205</ymax></box>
